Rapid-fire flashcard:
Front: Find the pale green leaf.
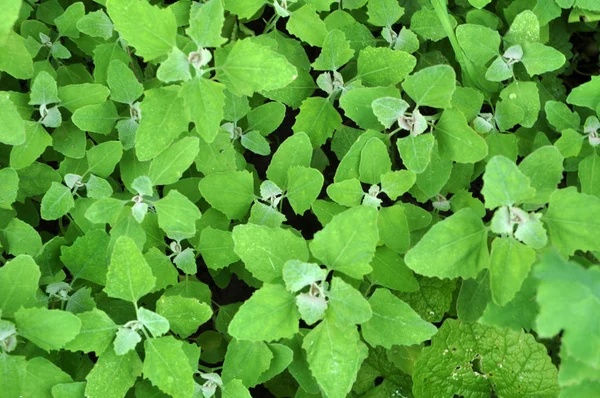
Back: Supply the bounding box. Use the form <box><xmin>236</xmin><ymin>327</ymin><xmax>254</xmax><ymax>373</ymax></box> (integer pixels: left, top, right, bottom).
<box><xmin>482</xmin><ymin>156</ymin><xmax>536</xmax><ymax>209</ymax></box>
<box><xmin>0</xmin><ymin>96</ymin><xmax>25</xmax><ymax>146</ymax></box>
<box><xmin>64</xmin><ymin>309</ymin><xmax>118</xmax><ymax>355</ymax></box>
<box><xmin>311</xmin><ymin>30</ymin><xmax>354</xmax><ymax>71</ymax></box>
<box><xmin>107</xmin><ymin>59</ymin><xmax>143</xmax><ymax>105</ymax></box>
<box><xmin>434</xmin><ymin>108</ymin><xmax>488</xmax><ymax>163</ymax></box>
<box><xmin>156</xmin><ymin>295</ymin><xmax>212</xmax><ymax>338</ymax></box>
<box><xmin>187</xmin><ymin>0</ymin><xmax>226</xmax><ymax>47</ymax></box>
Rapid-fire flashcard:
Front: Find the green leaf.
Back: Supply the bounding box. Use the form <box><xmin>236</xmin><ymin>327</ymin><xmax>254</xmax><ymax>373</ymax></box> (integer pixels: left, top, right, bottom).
<box><xmin>303</xmin><ymin>319</ymin><xmax>368</xmax><ymax>398</ymax></box>
<box><xmin>370</xmin><ymin>246</ymin><xmax>419</xmax><ymax>292</ymax></box>
<box><xmin>29</xmin><ymin>71</ymin><xmax>59</xmax><ymax>105</ymax></box>
<box><xmin>143</xmin><ymin>336</ymin><xmax>195</xmax><ymax>398</ymax></box>
<box><xmin>534</xmin><ymin>251</ymin><xmax>600</xmax><ymax>367</ymax></box>
<box><xmin>85</xmin><ymin>349</ymin><xmax>142</xmax><ymax>398</ymax></box>
<box><xmin>480</xmin><ymin>274</ymin><xmax>538</xmax><ymax>332</ymax></box>
<box><xmin>198</xmin><ymin>227</ymin><xmax>239</xmax><ymax>271</ymax></box>
<box><xmin>482</xmin><ymin>156</ymin><xmax>536</xmax><ymax>209</ymax></box>
<box><xmin>567</xmin><ymin>75</ymin><xmax>600</xmax><ymax>111</ymax></box>
<box><xmin>372</xmin><ymin>97</ymin><xmax>410</xmax><ymax>129</ymax></box>
<box><xmin>378</xmin><ymin>204</ymin><xmax>411</xmax><ymax>253</ymax></box>
<box><xmin>107</xmin><ymin>59</ymin><xmax>143</xmax><ymax>105</ymax></box>
<box><xmin>412</xmin><ymin>319</ymin><xmax>559</xmax><ymax>398</ymax></box>
<box><xmin>282</xmin><ymin>260</ymin><xmax>328</xmax><ymax>293</ymax></box>
<box><xmin>15</xmin><ymin>307</ymin><xmax>81</xmax><ymax>351</ymax></box>
<box><xmin>86</xmin><ymin>141</ymin><xmax>123</xmax><ymax>178</ymax></box>
<box><xmin>518</xmin><ymin>146</ymin><xmax>564</xmax><ymax>204</ymax></box>
<box><xmin>0</xmin><ymin>167</ymin><xmax>18</xmax><ymax>209</ymax></box>
<box><xmin>359</xmin><ymin>137</ymin><xmax>391</xmax><ymax>184</ymax></box>
<box><xmin>256</xmin><ymin>343</ymin><xmax>294</xmax><ymax>384</ymax></box>
<box><xmin>367</xmin><ymin>0</ymin><xmax>404</xmax><ymax>27</ymax></box>
<box><xmin>223</xmin><ymin>0</ymin><xmax>266</xmax><ymax>19</ymax></box>
<box><xmin>154</xmin><ymin>190</ymin><xmax>201</xmax><ymax>240</ymax></box>
<box><xmin>64</xmin><ymin>309</ymin><xmax>118</xmax><ymax>354</ymax></box>
<box><xmin>0</xmin><ymin>354</ymin><xmax>26</xmax><ymax>398</ymax></box>
<box><xmin>199</xmin><ymin>171</ymin><xmax>254</xmax><ymax>220</ymax></box>
<box><xmin>222</xmin><ymin>339</ymin><xmax>273</xmax><ymax>387</ymax></box>
<box><xmin>0</xmin><ymin>96</ymin><xmax>25</xmax><ymax>146</ymax></box>
<box><xmin>545</xmin><ymin>101</ymin><xmax>580</xmax><ymax>131</ymax></box>
<box><xmin>114</xmin><ymin>327</ymin><xmax>141</xmax><ymax>356</ymax></box>
<box><xmin>543</xmin><ymin>187</ymin><xmax>600</xmax><ymax>255</ymax></box>
<box><xmin>241</xmin><ymin>130</ymin><xmax>270</xmax><ymax>155</ymax></box>
<box><xmin>404</xmin><ymin>209</ymin><xmax>489</xmax><ymax>279</ymax></box>
<box><xmin>10</xmin><ymin>122</ymin><xmax>52</xmax><ymax>170</ymax></box>
<box><xmin>310</xmin><ymin>206</ymin><xmax>379</xmax><ymax>279</ymax></box>
<box><xmin>40</xmin><ymin>182</ymin><xmax>74</xmax><ymax>220</ymax></box>
<box><xmin>340</xmin><ymin>86</ymin><xmax>400</xmax><ymax>130</ymax></box>
<box><xmin>86</xmin><ymin>175</ymin><xmax>114</xmax><ymax>199</ymax></box>
<box><xmin>456</xmin><ymin>24</ymin><xmax>501</xmax><ymax>65</ymax></box>
<box><xmin>156</xmin><ymin>48</ymin><xmax>191</xmax><ymax>83</ymax></box>
<box><xmin>0</xmin><ymin>255</ymin><xmax>40</xmax><ymax>318</ymax></box>
<box><xmin>267</xmin><ymin>133</ymin><xmax>312</xmax><ymax>189</ymax></box>
<box><xmin>135</xmin><ymin>86</ymin><xmax>189</xmax><ymax>161</ymax></box>
<box><xmin>489</xmin><ymin>237</ymin><xmax>536</xmax><ymax>306</ymax></box>
<box><xmin>504</xmin><ymin>10</ymin><xmax>540</xmax><ymax>46</ymax></box>
<box><xmin>148</xmin><ymin>137</ymin><xmax>199</xmax><ymax>186</ymax></box>
<box><xmin>55</xmin><ymin>2</ymin><xmax>85</xmax><ymax>39</ymax></box>
<box><xmin>217</xmin><ymin>39</ymin><xmax>297</xmax><ymax>97</ymax></box>
<box><xmin>292</xmin><ymin>97</ymin><xmax>342</xmax><ymax>147</ymax></box>
<box><xmin>182</xmin><ymin>77</ymin><xmax>225</xmax><ymax>143</ymax></box>
<box><xmin>362</xmin><ymin>288</ymin><xmax>436</xmax><ymax>348</ymax></box>
<box><xmin>156</xmin><ymin>295</ymin><xmax>212</xmax><ymax>338</ymax></box>
<box><xmin>246</xmin><ymin>101</ymin><xmax>286</xmax><ymax>137</ymax></box>
<box><xmin>326</xmin><ymin>276</ymin><xmax>372</xmax><ymax>325</ymax></box>
<box><xmin>76</xmin><ymin>10</ymin><xmax>114</xmax><ymax>40</ymax></box>
<box><xmin>380</xmin><ymin>170</ymin><xmax>416</xmax><ymax>201</ymax></box>
<box><xmin>187</xmin><ymin>0</ymin><xmax>226</xmax><ymax>47</ymax></box>
<box><xmin>0</xmin><ymin>0</ymin><xmax>21</xmax><ymax>44</ymax></box>
<box><xmin>579</xmin><ymin>152</ymin><xmax>600</xmax><ymax>198</ymax></box>
<box><xmin>286</xmin><ymin>166</ymin><xmax>324</xmax><ymax>215</ymax></box>
<box><xmin>229</xmin><ymin>284</ymin><xmax>300</xmax><ymax>341</ymax></box>
<box><xmin>396</xmin><ymin>133</ymin><xmax>435</xmax><ymax>173</ymax></box>
<box><xmin>411</xmin><ymin>7</ymin><xmax>458</xmax><ymax>41</ymax></box>
<box><xmin>521</xmin><ymin>42</ymin><xmax>565</xmax><ymax>76</ymax></box>
<box><xmin>326</xmin><ymin>178</ymin><xmax>364</xmax><ymax>207</ymax></box>
<box><xmin>312</xmin><ymin>30</ymin><xmax>354</xmax><ymax>71</ymax></box>
<box><xmin>22</xmin><ymin>357</ymin><xmax>72</xmax><ymax>398</ymax></box>
<box><xmin>107</xmin><ymin>0</ymin><xmax>176</xmax><ymax>61</ymax></box>
<box><xmin>434</xmin><ymin>108</ymin><xmax>488</xmax><ymax>163</ymax></box>
<box><xmin>2</xmin><ymin>218</ymin><xmax>42</xmax><ymax>256</ymax></box>
<box><xmin>232</xmin><ymin>223</ymin><xmax>309</xmax><ymax>282</ymax></box>
<box><xmin>0</xmin><ymin>32</ymin><xmax>33</xmax><ymax>80</ymax></box>
<box><xmin>402</xmin><ymin>65</ymin><xmax>456</xmax><ymax>109</ymax></box>
<box><xmin>104</xmin><ymin>236</ymin><xmax>156</xmax><ymax>303</ymax></box>
<box><xmin>58</xmin><ymin>83</ymin><xmax>110</xmax><ymax>113</ymax></box>
<box><xmin>61</xmin><ymin>229</ymin><xmax>110</xmax><ymax>285</ymax></box>
<box><xmin>498</xmin><ymin>81</ymin><xmax>540</xmax><ymax>128</ymax></box>
<box><xmin>286</xmin><ymin>5</ymin><xmax>328</xmax><ymax>47</ymax></box>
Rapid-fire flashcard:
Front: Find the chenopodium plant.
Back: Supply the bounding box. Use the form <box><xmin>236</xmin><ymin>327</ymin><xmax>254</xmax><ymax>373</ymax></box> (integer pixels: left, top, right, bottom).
<box><xmin>1</xmin><ymin>0</ymin><xmax>600</xmax><ymax>396</ymax></box>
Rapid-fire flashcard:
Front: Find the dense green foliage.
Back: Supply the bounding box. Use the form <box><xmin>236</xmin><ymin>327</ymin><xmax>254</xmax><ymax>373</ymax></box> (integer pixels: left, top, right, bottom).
<box><xmin>0</xmin><ymin>0</ymin><xmax>599</xmax><ymax>397</ymax></box>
